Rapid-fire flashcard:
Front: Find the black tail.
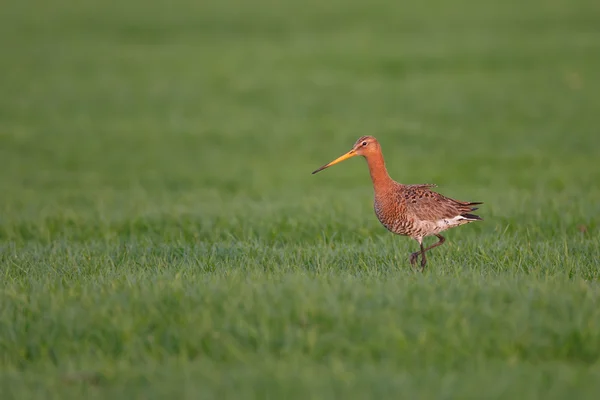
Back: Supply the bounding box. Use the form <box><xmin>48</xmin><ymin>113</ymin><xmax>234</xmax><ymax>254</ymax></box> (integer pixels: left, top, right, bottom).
<box><xmin>467</xmin><ymin>201</ymin><xmax>482</xmax><ymax>212</ymax></box>
<box><xmin>461</xmin><ymin>213</ymin><xmax>483</xmax><ymax>221</ymax></box>
<box><xmin>458</xmin><ymin>201</ymin><xmax>483</xmax><ymax>221</ymax></box>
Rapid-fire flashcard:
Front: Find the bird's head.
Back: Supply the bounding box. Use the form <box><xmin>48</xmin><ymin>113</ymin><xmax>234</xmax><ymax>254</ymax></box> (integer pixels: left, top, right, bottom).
<box><xmin>312</xmin><ymin>136</ymin><xmax>380</xmax><ymax>174</ymax></box>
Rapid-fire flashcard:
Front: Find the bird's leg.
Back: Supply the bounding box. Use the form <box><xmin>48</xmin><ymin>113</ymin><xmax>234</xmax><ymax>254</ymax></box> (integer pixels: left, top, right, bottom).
<box><xmin>410</xmin><ymin>237</ymin><xmax>424</xmax><ymax>269</ymax></box>
<box><xmin>423</xmin><ymin>234</ymin><xmax>446</xmax><ymax>253</ymax></box>
<box><xmin>410</xmin><ymin>235</ymin><xmax>446</xmax><ymax>271</ymax></box>
<box><xmin>419</xmin><ymin>235</ymin><xmax>446</xmax><ymax>270</ymax></box>
<box><xmin>410</xmin><ymin>251</ymin><xmax>420</xmax><ymax>266</ymax></box>
<box><xmin>419</xmin><ymin>243</ymin><xmax>427</xmax><ymax>270</ymax></box>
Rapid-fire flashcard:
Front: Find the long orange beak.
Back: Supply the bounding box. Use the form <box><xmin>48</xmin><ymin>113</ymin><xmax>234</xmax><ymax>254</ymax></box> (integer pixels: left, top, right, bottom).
<box><xmin>312</xmin><ymin>149</ymin><xmax>357</xmax><ymax>174</ymax></box>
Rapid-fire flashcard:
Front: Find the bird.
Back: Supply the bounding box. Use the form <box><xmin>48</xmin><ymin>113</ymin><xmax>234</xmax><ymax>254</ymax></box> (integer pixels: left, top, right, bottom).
<box><xmin>312</xmin><ymin>136</ymin><xmax>483</xmax><ymax>271</ymax></box>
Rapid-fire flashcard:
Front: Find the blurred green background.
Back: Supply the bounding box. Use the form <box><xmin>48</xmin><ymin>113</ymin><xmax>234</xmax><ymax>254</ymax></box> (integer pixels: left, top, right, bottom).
<box><xmin>1</xmin><ymin>0</ymin><xmax>599</xmax><ymax>398</ymax></box>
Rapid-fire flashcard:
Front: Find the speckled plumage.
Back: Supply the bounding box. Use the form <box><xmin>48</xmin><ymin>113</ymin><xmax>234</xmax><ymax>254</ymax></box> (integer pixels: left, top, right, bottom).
<box><xmin>313</xmin><ymin>135</ymin><xmax>483</xmax><ymax>270</ymax></box>
<box><xmin>374</xmin><ymin>183</ymin><xmax>481</xmax><ymax>239</ymax></box>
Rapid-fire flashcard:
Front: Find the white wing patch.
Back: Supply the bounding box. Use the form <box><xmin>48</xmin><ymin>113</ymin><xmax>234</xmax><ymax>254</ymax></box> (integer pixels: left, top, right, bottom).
<box><xmin>435</xmin><ymin>215</ymin><xmax>471</xmax><ymax>229</ymax></box>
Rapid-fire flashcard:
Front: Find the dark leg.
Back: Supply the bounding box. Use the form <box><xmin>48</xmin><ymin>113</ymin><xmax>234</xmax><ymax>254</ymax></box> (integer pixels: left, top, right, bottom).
<box><xmin>423</xmin><ymin>234</ymin><xmax>446</xmax><ymax>253</ymax></box>
<box><xmin>410</xmin><ymin>240</ymin><xmax>422</xmax><ymax>266</ymax></box>
<box><xmin>410</xmin><ymin>235</ymin><xmax>446</xmax><ymax>271</ymax></box>
<box><xmin>410</xmin><ymin>251</ymin><xmax>419</xmax><ymax>266</ymax></box>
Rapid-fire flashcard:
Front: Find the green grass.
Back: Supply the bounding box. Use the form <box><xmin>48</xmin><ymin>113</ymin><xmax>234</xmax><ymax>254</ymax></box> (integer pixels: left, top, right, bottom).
<box><xmin>1</xmin><ymin>0</ymin><xmax>600</xmax><ymax>398</ymax></box>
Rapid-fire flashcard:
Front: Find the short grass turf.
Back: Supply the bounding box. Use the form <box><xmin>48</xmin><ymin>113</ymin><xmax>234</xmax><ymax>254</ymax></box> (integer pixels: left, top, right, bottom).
<box><xmin>1</xmin><ymin>0</ymin><xmax>600</xmax><ymax>398</ymax></box>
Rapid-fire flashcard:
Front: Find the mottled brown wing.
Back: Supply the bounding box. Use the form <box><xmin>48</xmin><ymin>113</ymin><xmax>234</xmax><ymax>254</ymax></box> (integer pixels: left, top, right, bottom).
<box><xmin>402</xmin><ymin>185</ymin><xmax>475</xmax><ymax>222</ymax></box>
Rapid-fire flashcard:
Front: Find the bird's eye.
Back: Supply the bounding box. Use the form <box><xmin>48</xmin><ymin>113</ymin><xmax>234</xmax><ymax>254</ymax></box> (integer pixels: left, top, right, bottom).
<box><xmin>362</xmin><ymin>141</ymin><xmax>367</xmax><ymax>146</ymax></box>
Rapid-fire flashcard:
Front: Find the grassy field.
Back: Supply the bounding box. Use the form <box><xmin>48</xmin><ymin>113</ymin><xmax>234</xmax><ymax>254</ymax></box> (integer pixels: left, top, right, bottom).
<box><xmin>1</xmin><ymin>0</ymin><xmax>600</xmax><ymax>398</ymax></box>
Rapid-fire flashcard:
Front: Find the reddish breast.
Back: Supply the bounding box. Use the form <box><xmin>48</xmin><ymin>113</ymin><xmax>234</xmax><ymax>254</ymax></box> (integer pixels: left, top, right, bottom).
<box><xmin>373</xmin><ymin>187</ymin><xmax>412</xmax><ymax>235</ymax></box>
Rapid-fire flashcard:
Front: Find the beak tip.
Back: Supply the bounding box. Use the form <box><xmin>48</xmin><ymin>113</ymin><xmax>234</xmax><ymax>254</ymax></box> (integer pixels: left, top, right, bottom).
<box><xmin>312</xmin><ymin>149</ymin><xmax>355</xmax><ymax>176</ymax></box>
<box><xmin>312</xmin><ymin>165</ymin><xmax>328</xmax><ymax>174</ymax></box>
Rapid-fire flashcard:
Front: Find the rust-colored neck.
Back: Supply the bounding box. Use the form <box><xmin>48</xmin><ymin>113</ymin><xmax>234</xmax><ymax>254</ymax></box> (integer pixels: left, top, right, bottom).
<box><xmin>364</xmin><ymin>148</ymin><xmax>394</xmax><ymax>193</ymax></box>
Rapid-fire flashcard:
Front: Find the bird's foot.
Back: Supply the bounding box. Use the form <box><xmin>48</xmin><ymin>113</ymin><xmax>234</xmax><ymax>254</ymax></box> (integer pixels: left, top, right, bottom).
<box><xmin>409</xmin><ymin>252</ymin><xmax>420</xmax><ymax>267</ymax></box>
<box><xmin>409</xmin><ymin>252</ymin><xmax>427</xmax><ymax>272</ymax></box>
